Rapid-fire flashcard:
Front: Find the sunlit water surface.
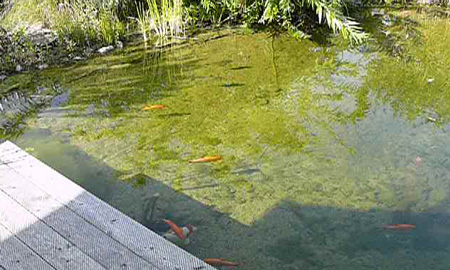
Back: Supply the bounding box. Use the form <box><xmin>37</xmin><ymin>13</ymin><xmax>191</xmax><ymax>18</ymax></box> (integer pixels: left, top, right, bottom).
<box><xmin>2</xmin><ymin>14</ymin><xmax>450</xmax><ymax>270</ymax></box>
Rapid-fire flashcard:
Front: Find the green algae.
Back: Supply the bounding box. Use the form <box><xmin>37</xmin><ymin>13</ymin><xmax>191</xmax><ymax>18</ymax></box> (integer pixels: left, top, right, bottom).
<box><xmin>5</xmin><ymin>16</ymin><xmax>450</xmax><ymax>270</ymax></box>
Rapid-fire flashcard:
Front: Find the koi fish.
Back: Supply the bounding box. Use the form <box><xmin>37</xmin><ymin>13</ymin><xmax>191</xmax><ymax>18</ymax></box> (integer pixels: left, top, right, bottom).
<box><xmin>143</xmin><ymin>105</ymin><xmax>166</xmax><ymax>110</ymax></box>
<box><xmin>164</xmin><ymin>219</ymin><xmax>186</xmax><ymax>240</ymax></box>
<box><xmin>189</xmin><ymin>156</ymin><xmax>222</xmax><ymax>163</ymax></box>
<box><xmin>163</xmin><ymin>224</ymin><xmax>196</xmax><ymax>245</ymax></box>
<box><xmin>203</xmin><ymin>258</ymin><xmax>241</xmax><ymax>267</ymax></box>
<box><xmin>382</xmin><ymin>224</ymin><xmax>416</xmax><ymax>231</ymax></box>
<box><xmin>415</xmin><ymin>156</ymin><xmax>422</xmax><ymax>167</ymax></box>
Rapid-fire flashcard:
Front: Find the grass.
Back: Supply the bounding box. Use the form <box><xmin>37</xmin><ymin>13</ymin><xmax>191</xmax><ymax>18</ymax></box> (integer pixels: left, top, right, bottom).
<box><xmin>1</xmin><ymin>0</ymin><xmax>126</xmax><ymax>46</ymax></box>
<box><xmin>137</xmin><ymin>0</ymin><xmax>184</xmax><ymax>42</ymax></box>
<box><xmin>1</xmin><ymin>0</ymin><xmax>369</xmax><ymax>47</ymax></box>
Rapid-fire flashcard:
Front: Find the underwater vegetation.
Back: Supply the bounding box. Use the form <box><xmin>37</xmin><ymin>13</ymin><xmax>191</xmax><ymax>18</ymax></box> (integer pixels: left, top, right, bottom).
<box><xmin>2</xmin><ymin>9</ymin><xmax>450</xmax><ymax>270</ymax></box>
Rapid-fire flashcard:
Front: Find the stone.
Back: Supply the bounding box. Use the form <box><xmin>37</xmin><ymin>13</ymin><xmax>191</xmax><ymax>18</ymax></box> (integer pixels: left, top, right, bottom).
<box><xmin>371</xmin><ymin>8</ymin><xmax>385</xmax><ymax>16</ymax></box>
<box><xmin>38</xmin><ymin>64</ymin><xmax>49</xmax><ymax>70</ymax></box>
<box><xmin>98</xmin><ymin>45</ymin><xmax>114</xmax><ymax>54</ymax></box>
<box><xmin>16</xmin><ymin>65</ymin><xmax>22</xmax><ymax>72</ymax></box>
<box><xmin>116</xmin><ymin>41</ymin><xmax>123</xmax><ymax>49</ymax></box>
<box><xmin>26</xmin><ymin>24</ymin><xmax>58</xmax><ymax>45</ymax></box>
<box><xmin>310</xmin><ymin>47</ymin><xmax>323</xmax><ymax>53</ymax></box>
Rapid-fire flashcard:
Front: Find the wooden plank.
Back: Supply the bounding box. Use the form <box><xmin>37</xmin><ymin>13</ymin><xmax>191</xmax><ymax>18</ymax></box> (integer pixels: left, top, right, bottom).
<box><xmin>0</xmin><ymin>167</ymin><xmax>160</xmax><ymax>270</ymax></box>
<box><xmin>0</xmin><ymin>141</ymin><xmax>215</xmax><ymax>270</ymax></box>
<box><xmin>0</xmin><ymin>223</ymin><xmax>56</xmax><ymax>270</ymax></box>
<box><xmin>0</xmin><ymin>163</ymin><xmax>56</xmax><ymax>270</ymax></box>
<box><xmin>0</xmin><ymin>189</ymin><xmax>106</xmax><ymax>270</ymax></box>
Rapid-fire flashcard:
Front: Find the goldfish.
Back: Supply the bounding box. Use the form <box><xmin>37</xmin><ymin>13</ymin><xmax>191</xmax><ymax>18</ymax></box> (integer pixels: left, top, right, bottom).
<box><xmin>189</xmin><ymin>156</ymin><xmax>222</xmax><ymax>163</ymax></box>
<box><xmin>416</xmin><ymin>156</ymin><xmax>422</xmax><ymax>167</ymax></box>
<box><xmin>163</xmin><ymin>224</ymin><xmax>196</xmax><ymax>245</ymax></box>
<box><xmin>203</xmin><ymin>258</ymin><xmax>241</xmax><ymax>267</ymax></box>
<box><xmin>164</xmin><ymin>219</ymin><xmax>186</xmax><ymax>240</ymax></box>
<box><xmin>142</xmin><ymin>105</ymin><xmax>166</xmax><ymax>110</ymax></box>
<box><xmin>382</xmin><ymin>224</ymin><xmax>416</xmax><ymax>231</ymax></box>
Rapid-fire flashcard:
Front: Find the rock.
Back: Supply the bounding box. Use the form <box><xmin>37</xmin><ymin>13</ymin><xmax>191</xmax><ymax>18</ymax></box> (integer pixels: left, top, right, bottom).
<box><xmin>85</xmin><ymin>48</ymin><xmax>93</xmax><ymax>55</ymax></box>
<box><xmin>371</xmin><ymin>8</ymin><xmax>385</xmax><ymax>16</ymax></box>
<box><xmin>73</xmin><ymin>56</ymin><xmax>85</xmax><ymax>61</ymax></box>
<box><xmin>36</xmin><ymin>86</ymin><xmax>48</xmax><ymax>93</ymax></box>
<box><xmin>38</xmin><ymin>64</ymin><xmax>48</xmax><ymax>70</ymax></box>
<box><xmin>98</xmin><ymin>45</ymin><xmax>114</xmax><ymax>54</ymax></box>
<box><xmin>116</xmin><ymin>41</ymin><xmax>123</xmax><ymax>49</ymax></box>
<box><xmin>16</xmin><ymin>65</ymin><xmax>22</xmax><ymax>72</ymax></box>
<box><xmin>382</xmin><ymin>15</ymin><xmax>393</xmax><ymax>26</ymax></box>
<box><xmin>51</xmin><ymin>92</ymin><xmax>70</xmax><ymax>107</ymax></box>
<box><xmin>310</xmin><ymin>47</ymin><xmax>323</xmax><ymax>53</ymax></box>
<box><xmin>58</xmin><ymin>3</ymin><xmax>64</xmax><ymax>12</ymax></box>
<box><xmin>427</xmin><ymin>116</ymin><xmax>437</xmax><ymax>122</ymax></box>
<box><xmin>417</xmin><ymin>0</ymin><xmax>438</xmax><ymax>4</ymax></box>
<box><xmin>381</xmin><ymin>30</ymin><xmax>391</xmax><ymax>36</ymax></box>
<box><xmin>0</xmin><ymin>75</ymin><xmax>6</xmax><ymax>81</ymax></box>
<box><xmin>427</xmin><ymin>78</ymin><xmax>435</xmax><ymax>84</ymax></box>
<box><xmin>25</xmin><ymin>24</ymin><xmax>58</xmax><ymax>45</ymax></box>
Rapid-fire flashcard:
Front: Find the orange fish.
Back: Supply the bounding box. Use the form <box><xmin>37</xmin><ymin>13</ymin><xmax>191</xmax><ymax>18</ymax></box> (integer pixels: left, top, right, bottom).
<box><xmin>164</xmin><ymin>219</ymin><xmax>186</xmax><ymax>240</ymax></box>
<box><xmin>203</xmin><ymin>258</ymin><xmax>241</xmax><ymax>267</ymax></box>
<box><xmin>189</xmin><ymin>156</ymin><xmax>222</xmax><ymax>163</ymax></box>
<box><xmin>143</xmin><ymin>105</ymin><xmax>166</xmax><ymax>110</ymax></box>
<box><xmin>382</xmin><ymin>224</ymin><xmax>416</xmax><ymax>231</ymax></box>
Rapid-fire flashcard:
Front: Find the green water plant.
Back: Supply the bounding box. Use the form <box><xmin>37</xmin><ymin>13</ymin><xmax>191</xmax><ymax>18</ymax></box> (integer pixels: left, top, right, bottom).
<box><xmin>137</xmin><ymin>0</ymin><xmax>184</xmax><ymax>41</ymax></box>
<box><xmin>1</xmin><ymin>0</ymin><xmax>126</xmax><ymax>46</ymax></box>
<box><xmin>52</xmin><ymin>0</ymin><xmax>125</xmax><ymax>45</ymax></box>
<box><xmin>1</xmin><ymin>0</ymin><xmax>367</xmax><ymax>45</ymax></box>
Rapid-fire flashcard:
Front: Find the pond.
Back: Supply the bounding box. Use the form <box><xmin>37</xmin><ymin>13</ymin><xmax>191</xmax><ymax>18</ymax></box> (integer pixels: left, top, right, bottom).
<box><xmin>2</xmin><ymin>10</ymin><xmax>450</xmax><ymax>270</ymax></box>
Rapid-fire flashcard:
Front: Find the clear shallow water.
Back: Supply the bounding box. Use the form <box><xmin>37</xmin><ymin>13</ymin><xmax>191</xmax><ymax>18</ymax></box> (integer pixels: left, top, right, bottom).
<box><xmin>3</xmin><ymin>14</ymin><xmax>450</xmax><ymax>270</ymax></box>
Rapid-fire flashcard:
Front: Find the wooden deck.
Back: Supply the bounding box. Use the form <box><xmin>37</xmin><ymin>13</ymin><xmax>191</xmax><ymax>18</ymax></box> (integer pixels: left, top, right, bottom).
<box><xmin>0</xmin><ymin>141</ymin><xmax>215</xmax><ymax>270</ymax></box>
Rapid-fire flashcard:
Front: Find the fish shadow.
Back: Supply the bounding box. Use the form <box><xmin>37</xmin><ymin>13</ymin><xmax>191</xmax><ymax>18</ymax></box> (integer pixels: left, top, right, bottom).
<box><xmin>230</xmin><ymin>66</ymin><xmax>251</xmax><ymax>71</ymax></box>
<box><xmin>221</xmin><ymin>83</ymin><xmax>245</xmax><ymax>88</ymax></box>
<box><xmin>158</xmin><ymin>112</ymin><xmax>192</xmax><ymax>118</ymax></box>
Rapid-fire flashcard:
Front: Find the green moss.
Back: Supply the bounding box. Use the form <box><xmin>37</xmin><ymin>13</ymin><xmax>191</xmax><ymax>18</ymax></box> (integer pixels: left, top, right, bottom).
<box><xmin>10</xmin><ymin>20</ymin><xmax>450</xmax><ymax>269</ymax></box>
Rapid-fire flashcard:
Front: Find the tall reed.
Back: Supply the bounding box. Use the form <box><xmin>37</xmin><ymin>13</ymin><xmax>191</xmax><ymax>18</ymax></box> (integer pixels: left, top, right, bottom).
<box><xmin>144</xmin><ymin>0</ymin><xmax>184</xmax><ymax>39</ymax></box>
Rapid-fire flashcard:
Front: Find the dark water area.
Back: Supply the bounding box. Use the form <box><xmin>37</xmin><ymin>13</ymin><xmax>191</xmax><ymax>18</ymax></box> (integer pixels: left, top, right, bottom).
<box><xmin>2</xmin><ymin>11</ymin><xmax>450</xmax><ymax>270</ymax></box>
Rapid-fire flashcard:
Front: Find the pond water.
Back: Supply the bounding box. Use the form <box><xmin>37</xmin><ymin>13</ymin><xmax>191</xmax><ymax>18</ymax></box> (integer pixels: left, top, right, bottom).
<box><xmin>2</xmin><ymin>11</ymin><xmax>450</xmax><ymax>270</ymax></box>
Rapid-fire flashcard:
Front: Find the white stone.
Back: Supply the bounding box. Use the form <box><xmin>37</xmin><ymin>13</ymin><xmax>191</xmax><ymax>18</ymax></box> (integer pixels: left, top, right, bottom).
<box><xmin>97</xmin><ymin>45</ymin><xmax>114</xmax><ymax>54</ymax></box>
<box><xmin>38</xmin><ymin>64</ymin><xmax>49</xmax><ymax>70</ymax></box>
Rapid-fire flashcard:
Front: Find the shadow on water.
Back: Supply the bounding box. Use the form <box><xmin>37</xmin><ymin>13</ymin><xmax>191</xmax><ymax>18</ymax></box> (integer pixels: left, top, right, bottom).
<box><xmin>263</xmin><ymin>201</ymin><xmax>450</xmax><ymax>269</ymax></box>
<box><xmin>11</xmin><ymin>128</ymin><xmax>450</xmax><ymax>270</ymax></box>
